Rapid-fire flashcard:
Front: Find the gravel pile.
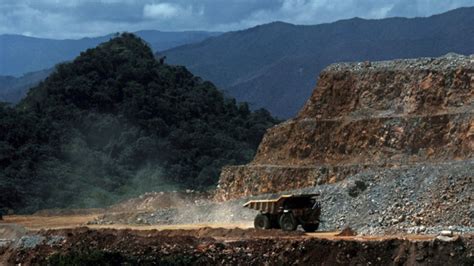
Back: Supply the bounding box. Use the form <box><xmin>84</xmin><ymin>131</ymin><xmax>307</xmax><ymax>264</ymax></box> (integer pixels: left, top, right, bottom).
<box><xmin>15</xmin><ymin>235</ymin><xmax>45</xmax><ymax>249</ymax></box>
<box><xmin>297</xmin><ymin>160</ymin><xmax>473</xmax><ymax>234</ymax></box>
<box><xmin>326</xmin><ymin>53</ymin><xmax>474</xmax><ymax>72</ymax></box>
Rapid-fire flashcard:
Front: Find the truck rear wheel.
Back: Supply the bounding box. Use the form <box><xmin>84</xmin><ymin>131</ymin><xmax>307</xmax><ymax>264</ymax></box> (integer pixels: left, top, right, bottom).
<box><xmin>279</xmin><ymin>213</ymin><xmax>297</xmax><ymax>231</ymax></box>
<box><xmin>254</xmin><ymin>214</ymin><xmax>271</xmax><ymax>229</ymax></box>
<box><xmin>302</xmin><ymin>223</ymin><xmax>319</xmax><ymax>232</ymax></box>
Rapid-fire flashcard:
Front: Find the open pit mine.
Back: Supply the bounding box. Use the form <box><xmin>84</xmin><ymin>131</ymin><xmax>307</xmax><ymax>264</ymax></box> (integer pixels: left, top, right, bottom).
<box><xmin>1</xmin><ymin>54</ymin><xmax>473</xmax><ymax>265</ymax></box>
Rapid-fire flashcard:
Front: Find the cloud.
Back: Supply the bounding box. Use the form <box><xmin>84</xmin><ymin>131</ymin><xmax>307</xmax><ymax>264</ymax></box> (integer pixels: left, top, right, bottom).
<box><xmin>0</xmin><ymin>0</ymin><xmax>473</xmax><ymax>39</ymax></box>
<box><xmin>143</xmin><ymin>3</ymin><xmax>181</xmax><ymax>19</ymax></box>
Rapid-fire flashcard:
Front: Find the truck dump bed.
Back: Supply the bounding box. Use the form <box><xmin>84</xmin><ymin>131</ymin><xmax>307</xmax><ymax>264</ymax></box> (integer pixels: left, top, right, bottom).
<box><xmin>243</xmin><ymin>194</ymin><xmax>319</xmax><ymax>214</ymax></box>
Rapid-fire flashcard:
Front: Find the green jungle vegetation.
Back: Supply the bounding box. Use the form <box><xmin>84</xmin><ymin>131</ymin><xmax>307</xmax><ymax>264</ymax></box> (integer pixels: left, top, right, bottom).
<box><xmin>0</xmin><ymin>33</ymin><xmax>278</xmax><ymax>213</ymax></box>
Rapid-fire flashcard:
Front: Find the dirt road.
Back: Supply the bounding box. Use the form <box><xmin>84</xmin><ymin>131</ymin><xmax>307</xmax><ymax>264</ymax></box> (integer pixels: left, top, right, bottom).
<box><xmin>3</xmin><ymin>214</ymin><xmax>100</xmax><ymax>230</ymax></box>
<box><xmin>3</xmin><ymin>214</ymin><xmax>250</xmax><ymax>230</ymax></box>
<box><xmin>2</xmin><ymin>214</ymin><xmax>439</xmax><ymax>242</ymax></box>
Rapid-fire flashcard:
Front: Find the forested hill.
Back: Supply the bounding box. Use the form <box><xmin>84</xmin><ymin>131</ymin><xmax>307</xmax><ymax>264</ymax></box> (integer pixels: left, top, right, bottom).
<box><xmin>0</xmin><ymin>33</ymin><xmax>277</xmax><ymax>213</ymax></box>
<box><xmin>0</xmin><ymin>31</ymin><xmax>220</xmax><ymax>104</ymax></box>
<box><xmin>0</xmin><ymin>30</ymin><xmax>220</xmax><ymax>76</ymax></box>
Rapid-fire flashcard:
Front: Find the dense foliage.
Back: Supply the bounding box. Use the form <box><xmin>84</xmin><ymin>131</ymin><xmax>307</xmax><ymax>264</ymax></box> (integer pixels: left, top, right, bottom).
<box><xmin>0</xmin><ymin>33</ymin><xmax>277</xmax><ymax>213</ymax></box>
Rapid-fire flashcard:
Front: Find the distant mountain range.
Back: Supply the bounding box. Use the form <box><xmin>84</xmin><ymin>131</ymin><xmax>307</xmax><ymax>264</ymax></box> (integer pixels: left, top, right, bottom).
<box><xmin>2</xmin><ymin>7</ymin><xmax>474</xmax><ymax>117</ymax></box>
<box><xmin>0</xmin><ymin>30</ymin><xmax>220</xmax><ymax>76</ymax></box>
<box><xmin>161</xmin><ymin>7</ymin><xmax>474</xmax><ymax>118</ymax></box>
<box><xmin>0</xmin><ymin>68</ymin><xmax>54</xmax><ymax>103</ymax></box>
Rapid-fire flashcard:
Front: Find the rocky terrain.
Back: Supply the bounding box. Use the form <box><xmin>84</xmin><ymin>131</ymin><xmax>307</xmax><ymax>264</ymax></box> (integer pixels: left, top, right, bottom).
<box><xmin>85</xmin><ymin>55</ymin><xmax>474</xmax><ymax>236</ymax></box>
<box><xmin>1</xmin><ymin>227</ymin><xmax>473</xmax><ymax>265</ymax></box>
<box><xmin>90</xmin><ymin>159</ymin><xmax>472</xmax><ymax>235</ymax></box>
<box><xmin>217</xmin><ymin>53</ymin><xmax>473</xmax><ymax>199</ymax></box>
<box><xmin>213</xmin><ymin>54</ymin><xmax>473</xmax><ymax>234</ymax></box>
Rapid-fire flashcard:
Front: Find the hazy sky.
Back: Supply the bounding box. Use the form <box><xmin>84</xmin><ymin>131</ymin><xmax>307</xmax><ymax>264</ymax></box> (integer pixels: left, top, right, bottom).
<box><xmin>1</xmin><ymin>0</ymin><xmax>473</xmax><ymax>39</ymax></box>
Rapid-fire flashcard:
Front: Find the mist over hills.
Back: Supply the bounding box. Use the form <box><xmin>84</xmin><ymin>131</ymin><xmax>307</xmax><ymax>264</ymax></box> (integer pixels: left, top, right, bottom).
<box><xmin>0</xmin><ymin>30</ymin><xmax>220</xmax><ymax>77</ymax></box>
<box><xmin>0</xmin><ymin>68</ymin><xmax>54</xmax><ymax>103</ymax></box>
<box><xmin>161</xmin><ymin>7</ymin><xmax>474</xmax><ymax>118</ymax></box>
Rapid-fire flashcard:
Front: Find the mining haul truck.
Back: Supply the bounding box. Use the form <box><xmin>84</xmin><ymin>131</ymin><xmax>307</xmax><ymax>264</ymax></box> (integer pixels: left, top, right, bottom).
<box><xmin>243</xmin><ymin>194</ymin><xmax>321</xmax><ymax>232</ymax></box>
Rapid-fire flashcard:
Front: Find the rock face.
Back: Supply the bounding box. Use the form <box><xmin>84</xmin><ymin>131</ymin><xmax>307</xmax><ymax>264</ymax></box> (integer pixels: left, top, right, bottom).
<box><xmin>216</xmin><ymin>54</ymin><xmax>474</xmax><ymax>200</ymax></box>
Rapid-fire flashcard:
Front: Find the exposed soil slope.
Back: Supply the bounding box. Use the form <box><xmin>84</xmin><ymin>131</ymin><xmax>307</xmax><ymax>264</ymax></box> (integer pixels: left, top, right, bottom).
<box><xmin>217</xmin><ymin>54</ymin><xmax>473</xmax><ymax>200</ymax></box>
<box><xmin>212</xmin><ymin>55</ymin><xmax>473</xmax><ymax>235</ymax></box>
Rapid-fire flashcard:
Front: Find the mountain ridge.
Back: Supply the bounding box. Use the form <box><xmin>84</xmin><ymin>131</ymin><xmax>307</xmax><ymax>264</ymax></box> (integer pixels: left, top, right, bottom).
<box><xmin>161</xmin><ymin>6</ymin><xmax>474</xmax><ymax>118</ymax></box>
